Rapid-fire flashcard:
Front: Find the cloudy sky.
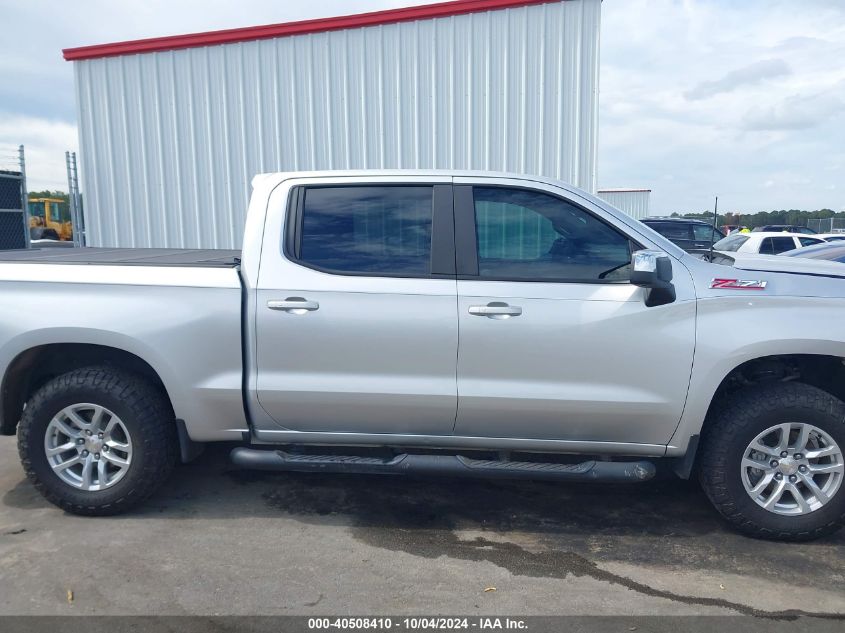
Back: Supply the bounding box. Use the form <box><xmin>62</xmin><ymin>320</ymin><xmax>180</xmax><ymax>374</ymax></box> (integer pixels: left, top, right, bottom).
<box><xmin>1</xmin><ymin>0</ymin><xmax>843</xmax><ymax>214</ymax></box>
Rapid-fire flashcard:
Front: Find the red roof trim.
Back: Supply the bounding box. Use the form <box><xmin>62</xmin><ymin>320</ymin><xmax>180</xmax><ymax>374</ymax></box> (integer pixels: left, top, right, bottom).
<box><xmin>63</xmin><ymin>0</ymin><xmax>557</xmax><ymax>61</ymax></box>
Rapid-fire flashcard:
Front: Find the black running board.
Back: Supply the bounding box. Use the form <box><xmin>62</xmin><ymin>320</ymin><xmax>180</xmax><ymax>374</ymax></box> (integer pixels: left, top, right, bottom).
<box><xmin>230</xmin><ymin>448</ymin><xmax>656</xmax><ymax>483</ymax></box>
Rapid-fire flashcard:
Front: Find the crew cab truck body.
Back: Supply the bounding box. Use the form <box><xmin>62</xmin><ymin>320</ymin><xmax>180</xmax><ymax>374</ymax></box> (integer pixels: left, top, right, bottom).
<box><xmin>1</xmin><ymin>171</ymin><xmax>844</xmax><ymax>540</ymax></box>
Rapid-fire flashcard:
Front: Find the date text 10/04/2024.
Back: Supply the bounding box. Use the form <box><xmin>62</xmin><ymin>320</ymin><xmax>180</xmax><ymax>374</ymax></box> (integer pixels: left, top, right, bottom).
<box><xmin>307</xmin><ymin>618</ymin><xmax>528</xmax><ymax>630</ymax></box>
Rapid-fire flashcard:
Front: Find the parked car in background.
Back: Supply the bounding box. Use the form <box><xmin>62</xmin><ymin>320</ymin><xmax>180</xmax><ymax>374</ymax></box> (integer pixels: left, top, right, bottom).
<box><xmin>752</xmin><ymin>225</ymin><xmax>817</xmax><ymax>234</ymax></box>
<box><xmin>815</xmin><ymin>233</ymin><xmax>845</xmax><ymax>243</ymax></box>
<box><xmin>713</xmin><ymin>231</ymin><xmax>825</xmax><ymax>255</ymax></box>
<box><xmin>781</xmin><ymin>241</ymin><xmax>845</xmax><ymax>263</ymax></box>
<box><xmin>640</xmin><ymin>217</ymin><xmax>724</xmax><ymax>251</ymax></box>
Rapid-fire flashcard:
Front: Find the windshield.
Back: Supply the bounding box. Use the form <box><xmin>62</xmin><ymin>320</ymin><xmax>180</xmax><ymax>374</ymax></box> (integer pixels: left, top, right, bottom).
<box><xmin>713</xmin><ymin>234</ymin><xmax>748</xmax><ymax>252</ymax></box>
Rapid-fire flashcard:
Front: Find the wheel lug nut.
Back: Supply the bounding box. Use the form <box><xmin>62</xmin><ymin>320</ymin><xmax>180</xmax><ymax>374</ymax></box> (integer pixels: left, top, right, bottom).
<box><xmin>76</xmin><ymin>438</ymin><xmax>84</xmax><ymax>445</ymax></box>
<box><xmin>789</xmin><ymin>475</ymin><xmax>797</xmax><ymax>483</ymax></box>
<box><xmin>780</xmin><ymin>451</ymin><xmax>788</xmax><ymax>458</ymax></box>
<box><xmin>775</xmin><ymin>473</ymin><xmax>783</xmax><ymax>480</ymax></box>
<box><xmin>86</xmin><ymin>430</ymin><xmax>92</xmax><ymax>436</ymax></box>
<box><xmin>98</xmin><ymin>433</ymin><xmax>104</xmax><ymax>439</ymax></box>
<box><xmin>799</xmin><ymin>465</ymin><xmax>808</xmax><ymax>473</ymax></box>
<box><xmin>794</xmin><ymin>454</ymin><xmax>803</xmax><ymax>460</ymax></box>
<box><xmin>103</xmin><ymin>446</ymin><xmax>109</xmax><ymax>452</ymax></box>
<box><xmin>81</xmin><ymin>450</ymin><xmax>89</xmax><ymax>457</ymax></box>
<box><xmin>770</xmin><ymin>460</ymin><xmax>779</xmax><ymax>468</ymax></box>
<box><xmin>94</xmin><ymin>453</ymin><xmax>100</xmax><ymax>460</ymax></box>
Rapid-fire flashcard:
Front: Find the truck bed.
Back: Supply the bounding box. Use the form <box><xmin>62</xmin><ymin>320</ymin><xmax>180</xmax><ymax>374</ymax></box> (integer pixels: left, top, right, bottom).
<box><xmin>0</xmin><ymin>247</ymin><xmax>241</xmax><ymax>268</ymax></box>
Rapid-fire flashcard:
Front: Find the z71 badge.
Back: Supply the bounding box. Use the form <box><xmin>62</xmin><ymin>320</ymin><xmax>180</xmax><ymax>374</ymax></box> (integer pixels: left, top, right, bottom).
<box><xmin>710</xmin><ymin>278</ymin><xmax>768</xmax><ymax>290</ymax></box>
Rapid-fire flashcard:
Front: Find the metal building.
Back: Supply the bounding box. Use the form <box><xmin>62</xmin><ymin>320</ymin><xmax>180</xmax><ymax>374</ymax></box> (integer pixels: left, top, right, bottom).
<box><xmin>596</xmin><ymin>188</ymin><xmax>651</xmax><ymax>220</ymax></box>
<box><xmin>64</xmin><ymin>0</ymin><xmax>602</xmax><ymax>249</ymax></box>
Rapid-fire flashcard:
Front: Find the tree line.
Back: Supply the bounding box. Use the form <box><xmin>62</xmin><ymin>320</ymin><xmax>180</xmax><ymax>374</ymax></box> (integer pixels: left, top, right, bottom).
<box><xmin>672</xmin><ymin>208</ymin><xmax>843</xmax><ymax>229</ymax></box>
<box><xmin>28</xmin><ymin>190</ymin><xmax>70</xmax><ymax>203</ymax></box>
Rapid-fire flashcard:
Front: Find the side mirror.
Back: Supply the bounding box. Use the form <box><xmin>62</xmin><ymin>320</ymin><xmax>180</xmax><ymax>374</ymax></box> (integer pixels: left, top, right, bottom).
<box><xmin>630</xmin><ymin>250</ymin><xmax>676</xmax><ymax>307</ymax></box>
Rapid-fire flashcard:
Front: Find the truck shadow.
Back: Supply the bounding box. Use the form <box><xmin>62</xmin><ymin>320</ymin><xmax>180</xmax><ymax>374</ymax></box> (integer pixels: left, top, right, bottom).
<box><xmin>5</xmin><ymin>443</ymin><xmax>844</xmax><ymax>592</ymax></box>
<box><xmin>161</xmin><ymin>446</ymin><xmax>845</xmax><ymax>602</ymax></box>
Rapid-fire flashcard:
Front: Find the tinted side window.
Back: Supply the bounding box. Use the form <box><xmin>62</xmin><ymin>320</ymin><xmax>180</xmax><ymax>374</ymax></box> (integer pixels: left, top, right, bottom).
<box><xmin>692</xmin><ymin>224</ymin><xmax>719</xmax><ymax>242</ymax></box>
<box><xmin>297</xmin><ymin>186</ymin><xmax>433</xmax><ymax>275</ymax></box>
<box><xmin>473</xmin><ymin>187</ymin><xmax>632</xmax><ymax>282</ymax></box>
<box><xmin>761</xmin><ymin>236</ymin><xmax>797</xmax><ymax>254</ymax></box>
<box><xmin>648</xmin><ymin>222</ymin><xmax>691</xmax><ymax>242</ymax></box>
<box><xmin>799</xmin><ymin>237</ymin><xmax>823</xmax><ymax>247</ymax></box>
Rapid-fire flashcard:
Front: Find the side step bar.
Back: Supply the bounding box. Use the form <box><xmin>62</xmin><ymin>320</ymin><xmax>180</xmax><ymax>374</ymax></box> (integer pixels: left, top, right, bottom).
<box><xmin>230</xmin><ymin>448</ymin><xmax>656</xmax><ymax>483</ymax></box>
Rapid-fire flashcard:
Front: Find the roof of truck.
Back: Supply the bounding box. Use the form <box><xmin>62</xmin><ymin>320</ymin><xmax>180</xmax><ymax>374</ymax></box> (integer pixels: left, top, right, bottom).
<box><xmin>0</xmin><ymin>248</ymin><xmax>241</xmax><ymax>268</ymax></box>
<box><xmin>642</xmin><ymin>217</ymin><xmax>713</xmax><ymax>225</ymax></box>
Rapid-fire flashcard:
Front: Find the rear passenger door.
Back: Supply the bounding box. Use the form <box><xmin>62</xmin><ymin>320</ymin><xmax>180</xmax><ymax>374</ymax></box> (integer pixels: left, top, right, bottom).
<box><xmin>452</xmin><ymin>179</ymin><xmax>696</xmax><ymax>446</ymax></box>
<box><xmin>253</xmin><ymin>178</ymin><xmax>459</xmax><ymax>437</ymax></box>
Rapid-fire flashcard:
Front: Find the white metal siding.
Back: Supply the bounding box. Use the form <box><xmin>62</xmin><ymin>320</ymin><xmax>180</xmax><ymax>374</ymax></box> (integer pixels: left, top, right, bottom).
<box><xmin>74</xmin><ymin>0</ymin><xmax>601</xmax><ymax>248</ymax></box>
<box><xmin>597</xmin><ymin>190</ymin><xmax>651</xmax><ymax>220</ymax></box>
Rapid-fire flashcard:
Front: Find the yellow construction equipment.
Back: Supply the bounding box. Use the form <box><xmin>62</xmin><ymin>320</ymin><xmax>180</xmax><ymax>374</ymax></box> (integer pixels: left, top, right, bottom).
<box><xmin>28</xmin><ymin>198</ymin><xmax>73</xmax><ymax>241</ymax></box>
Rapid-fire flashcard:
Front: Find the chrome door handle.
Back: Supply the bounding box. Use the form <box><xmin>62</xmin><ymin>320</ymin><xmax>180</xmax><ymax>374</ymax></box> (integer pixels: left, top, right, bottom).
<box><xmin>267</xmin><ymin>298</ymin><xmax>320</xmax><ymax>314</ymax></box>
<box><xmin>468</xmin><ymin>302</ymin><xmax>522</xmax><ymax>319</ymax></box>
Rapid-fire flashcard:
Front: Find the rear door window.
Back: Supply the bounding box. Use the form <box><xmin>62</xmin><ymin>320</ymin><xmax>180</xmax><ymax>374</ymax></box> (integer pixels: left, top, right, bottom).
<box><xmin>760</xmin><ymin>237</ymin><xmax>798</xmax><ymax>254</ymax></box>
<box><xmin>692</xmin><ymin>224</ymin><xmax>720</xmax><ymax>243</ymax></box>
<box><xmin>294</xmin><ymin>186</ymin><xmax>434</xmax><ymax>276</ymax></box>
<box><xmin>648</xmin><ymin>222</ymin><xmax>691</xmax><ymax>242</ymax></box>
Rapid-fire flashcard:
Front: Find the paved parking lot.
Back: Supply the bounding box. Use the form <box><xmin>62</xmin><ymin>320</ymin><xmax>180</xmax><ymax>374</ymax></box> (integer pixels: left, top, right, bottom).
<box><xmin>0</xmin><ymin>437</ymin><xmax>843</xmax><ymax>618</ymax></box>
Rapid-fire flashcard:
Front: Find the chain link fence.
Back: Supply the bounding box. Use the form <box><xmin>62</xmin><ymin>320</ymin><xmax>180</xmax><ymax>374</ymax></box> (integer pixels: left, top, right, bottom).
<box><xmin>0</xmin><ymin>170</ymin><xmax>27</xmax><ymax>249</ymax></box>
<box><xmin>807</xmin><ymin>218</ymin><xmax>845</xmax><ymax>234</ymax></box>
<box><xmin>0</xmin><ymin>145</ymin><xmax>28</xmax><ymax>249</ymax></box>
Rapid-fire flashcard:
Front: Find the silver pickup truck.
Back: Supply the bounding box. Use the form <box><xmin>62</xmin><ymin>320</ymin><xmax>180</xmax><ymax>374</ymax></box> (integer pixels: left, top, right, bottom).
<box><xmin>1</xmin><ymin>171</ymin><xmax>844</xmax><ymax>541</ymax></box>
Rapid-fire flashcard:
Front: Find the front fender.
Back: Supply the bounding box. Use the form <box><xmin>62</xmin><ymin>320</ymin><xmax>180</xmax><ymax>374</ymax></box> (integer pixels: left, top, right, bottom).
<box><xmin>668</xmin><ymin>294</ymin><xmax>845</xmax><ymax>454</ymax></box>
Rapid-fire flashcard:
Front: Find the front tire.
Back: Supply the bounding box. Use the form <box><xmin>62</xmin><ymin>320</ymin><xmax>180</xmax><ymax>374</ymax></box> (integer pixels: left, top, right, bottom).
<box><xmin>699</xmin><ymin>382</ymin><xmax>845</xmax><ymax>541</ymax></box>
<box><xmin>17</xmin><ymin>367</ymin><xmax>178</xmax><ymax>516</ymax></box>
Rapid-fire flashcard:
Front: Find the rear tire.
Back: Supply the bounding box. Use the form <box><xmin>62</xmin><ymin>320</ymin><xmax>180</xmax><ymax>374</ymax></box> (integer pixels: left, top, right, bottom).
<box><xmin>699</xmin><ymin>382</ymin><xmax>845</xmax><ymax>541</ymax></box>
<box><xmin>17</xmin><ymin>367</ymin><xmax>178</xmax><ymax>516</ymax></box>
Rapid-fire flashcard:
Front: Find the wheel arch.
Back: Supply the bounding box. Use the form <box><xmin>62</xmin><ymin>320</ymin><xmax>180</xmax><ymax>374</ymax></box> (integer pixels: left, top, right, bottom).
<box><xmin>671</xmin><ymin>353</ymin><xmax>845</xmax><ymax>477</ymax></box>
<box><xmin>1</xmin><ymin>343</ymin><xmax>174</xmax><ymax>437</ymax></box>
<box><xmin>703</xmin><ymin>354</ymin><xmax>845</xmax><ymax>422</ymax></box>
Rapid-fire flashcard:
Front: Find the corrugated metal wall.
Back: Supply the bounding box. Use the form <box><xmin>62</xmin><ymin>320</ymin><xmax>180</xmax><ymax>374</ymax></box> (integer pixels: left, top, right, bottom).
<box><xmin>597</xmin><ymin>190</ymin><xmax>651</xmax><ymax>220</ymax></box>
<box><xmin>74</xmin><ymin>0</ymin><xmax>601</xmax><ymax>248</ymax></box>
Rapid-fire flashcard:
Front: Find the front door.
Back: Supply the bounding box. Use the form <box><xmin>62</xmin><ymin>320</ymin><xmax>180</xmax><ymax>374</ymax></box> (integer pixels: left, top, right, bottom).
<box><xmin>452</xmin><ymin>181</ymin><xmax>696</xmax><ymax>446</ymax></box>
<box><xmin>254</xmin><ymin>180</ymin><xmax>458</xmax><ymax>436</ymax></box>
